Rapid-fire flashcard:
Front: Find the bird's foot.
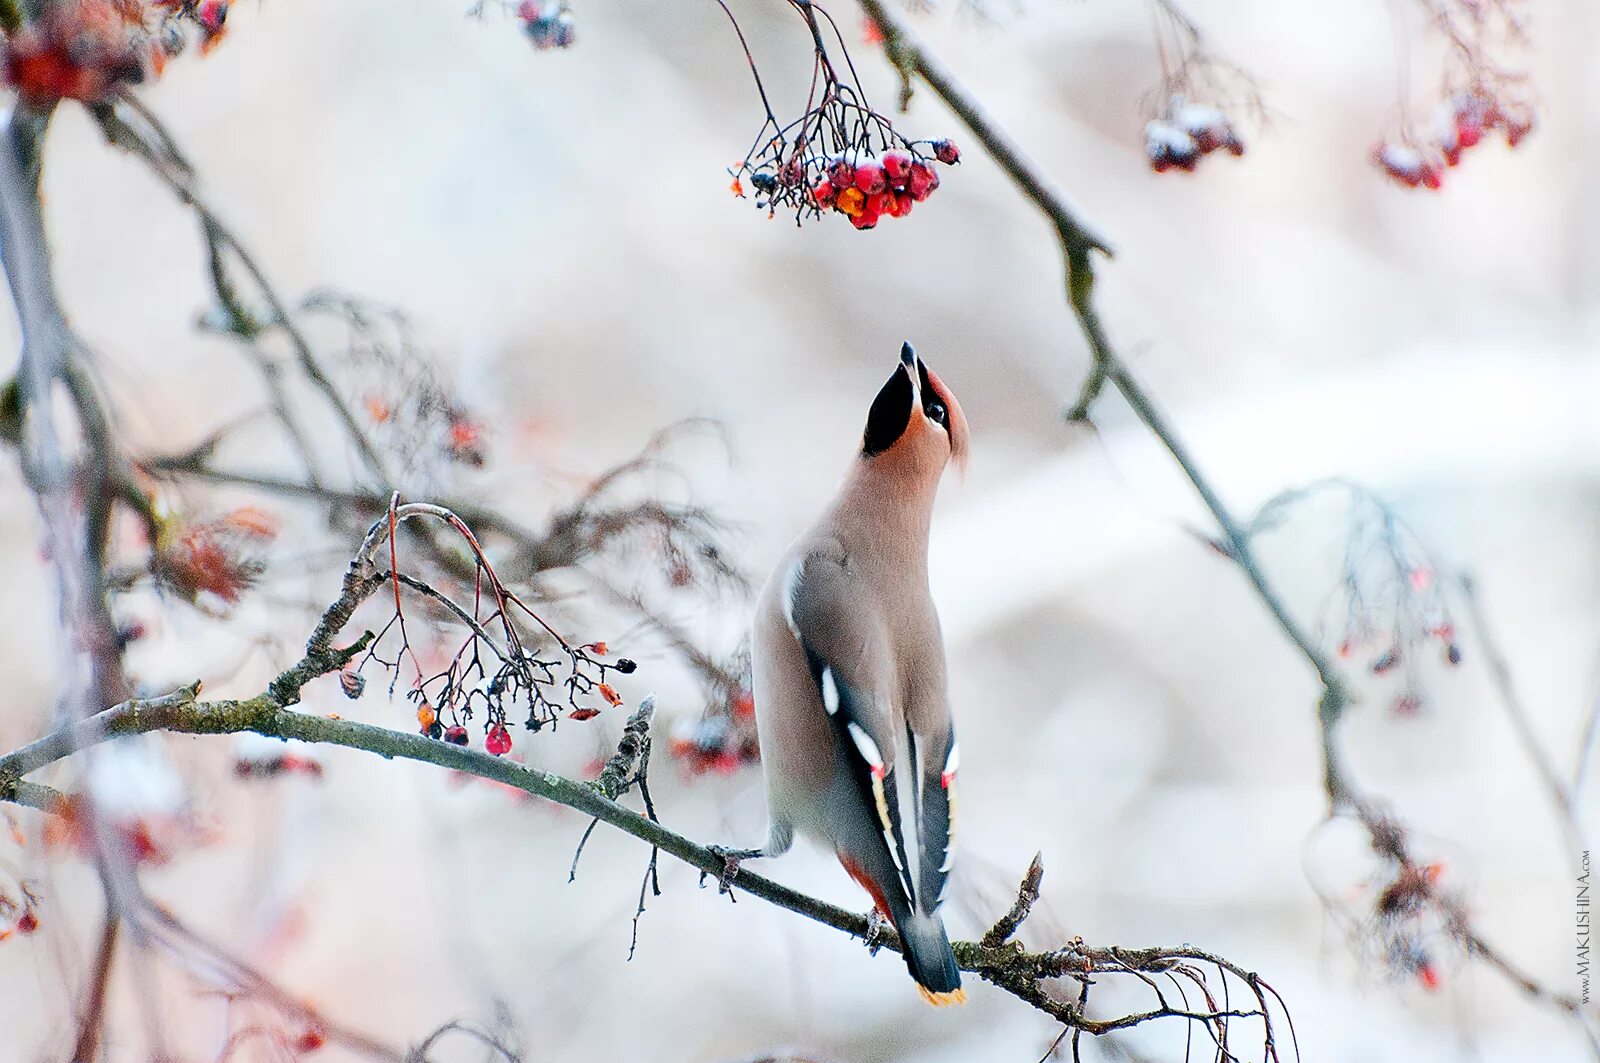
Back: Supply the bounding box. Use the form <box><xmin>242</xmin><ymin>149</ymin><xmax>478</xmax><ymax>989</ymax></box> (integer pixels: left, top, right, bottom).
<box><xmin>863</xmin><ymin>908</ymin><xmax>888</xmax><ymax>954</ymax></box>
<box><xmin>702</xmin><ymin>846</ymin><xmax>763</xmax><ymax>895</ymax></box>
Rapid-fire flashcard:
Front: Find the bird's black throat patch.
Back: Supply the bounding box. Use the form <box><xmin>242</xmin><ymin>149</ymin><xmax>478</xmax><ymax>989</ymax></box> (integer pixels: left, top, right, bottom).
<box><xmin>862</xmin><ymin>367</ymin><xmax>913</xmax><ymax>457</ymax></box>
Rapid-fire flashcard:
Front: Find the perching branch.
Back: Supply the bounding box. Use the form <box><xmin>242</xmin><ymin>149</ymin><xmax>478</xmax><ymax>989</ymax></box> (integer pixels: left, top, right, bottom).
<box><xmin>0</xmin><ymin>509</ymin><xmax>1290</xmax><ymax>1053</ymax></box>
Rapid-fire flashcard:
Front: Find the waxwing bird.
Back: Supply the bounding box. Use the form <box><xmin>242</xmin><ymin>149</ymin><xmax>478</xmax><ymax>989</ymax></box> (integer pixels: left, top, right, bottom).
<box><xmin>730</xmin><ymin>341</ymin><xmax>970</xmax><ymax>1006</ymax></box>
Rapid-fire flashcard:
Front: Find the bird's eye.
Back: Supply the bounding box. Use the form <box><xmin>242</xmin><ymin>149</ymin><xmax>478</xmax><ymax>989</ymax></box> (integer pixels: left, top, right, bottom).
<box><xmin>926</xmin><ymin>401</ymin><xmax>948</xmax><ymax>426</ymax></box>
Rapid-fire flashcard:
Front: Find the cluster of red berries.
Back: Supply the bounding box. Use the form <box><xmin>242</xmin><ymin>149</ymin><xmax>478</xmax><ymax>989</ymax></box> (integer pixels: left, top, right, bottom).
<box><xmin>669</xmin><ymin>689</ymin><xmax>759</xmax><ymax>775</ymax></box>
<box><xmin>517</xmin><ymin>0</ymin><xmax>574</xmax><ymax>50</ymax></box>
<box><xmin>1374</xmin><ymin>93</ymin><xmax>1533</xmax><ymax>191</ymax></box>
<box><xmin>154</xmin><ymin>505</ymin><xmax>278</xmax><ymax>609</ymax></box>
<box><xmin>1376</xmin><ymin>860</ymin><xmax>1448</xmax><ymax>992</ymax></box>
<box><xmin>804</xmin><ymin>141</ymin><xmax>960</xmax><ymax>230</ymax></box>
<box><xmin>1338</xmin><ymin>567</ymin><xmax>1462</xmax><ymax>717</ymax></box>
<box><xmin>1</xmin><ymin>0</ymin><xmax>227</xmax><ymax>104</ymax></box>
<box><xmin>1144</xmin><ymin>96</ymin><xmax>1244</xmax><ymax>174</ymax></box>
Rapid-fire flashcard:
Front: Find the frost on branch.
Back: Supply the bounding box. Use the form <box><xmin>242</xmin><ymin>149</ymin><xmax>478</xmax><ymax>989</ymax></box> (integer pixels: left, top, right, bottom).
<box><xmin>718</xmin><ymin>0</ymin><xmax>959</xmax><ymax>229</ymax></box>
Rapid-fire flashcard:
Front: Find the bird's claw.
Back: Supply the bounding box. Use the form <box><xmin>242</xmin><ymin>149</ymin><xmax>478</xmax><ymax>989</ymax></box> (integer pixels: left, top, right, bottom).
<box><xmin>863</xmin><ymin>908</ymin><xmax>888</xmax><ymax>955</ymax></box>
<box><xmin>703</xmin><ymin>845</ymin><xmax>762</xmax><ymax>895</ymax></box>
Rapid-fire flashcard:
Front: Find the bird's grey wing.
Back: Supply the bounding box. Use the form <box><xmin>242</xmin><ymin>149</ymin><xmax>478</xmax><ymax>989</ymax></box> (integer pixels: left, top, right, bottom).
<box><xmin>908</xmin><ymin>723</ymin><xmax>957</xmax><ymax>912</ymax></box>
<box><xmin>784</xmin><ymin>549</ymin><xmax>918</xmax><ymax>912</ymax></box>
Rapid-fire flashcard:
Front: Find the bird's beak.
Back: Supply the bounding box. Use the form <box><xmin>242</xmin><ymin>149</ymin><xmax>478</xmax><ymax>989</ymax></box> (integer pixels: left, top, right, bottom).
<box><xmin>900</xmin><ymin>341</ymin><xmax>921</xmax><ymax>402</ymax></box>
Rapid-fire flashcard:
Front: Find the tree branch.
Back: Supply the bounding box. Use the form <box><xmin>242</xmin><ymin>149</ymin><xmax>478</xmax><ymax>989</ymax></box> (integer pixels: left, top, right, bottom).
<box><xmin>853</xmin><ymin>0</ymin><xmax>1587</xmax><ymax>1038</ymax></box>
<box><xmin>0</xmin><ymin>522</ymin><xmax>1286</xmax><ymax>1046</ymax></box>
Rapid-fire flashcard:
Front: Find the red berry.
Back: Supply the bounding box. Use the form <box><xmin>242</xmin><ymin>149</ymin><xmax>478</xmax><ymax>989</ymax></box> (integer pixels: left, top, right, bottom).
<box><xmin>828</xmin><ymin>158</ymin><xmax>854</xmax><ymax>188</ymax></box>
<box><xmin>443</xmin><ymin>726</ymin><xmax>468</xmax><ymax>745</ymax></box>
<box><xmin>850</xmin><ymin>206</ymin><xmax>880</xmax><ymax>230</ymax></box>
<box><xmin>894</xmin><ymin>191</ymin><xmax>913</xmax><ymax>217</ymax></box>
<box><xmin>570</xmin><ymin>707</ymin><xmax>601</xmax><ymax>721</ymax></box>
<box><xmin>854</xmin><ymin>162</ymin><xmax>887</xmax><ymax>195</ymax></box>
<box><xmin>197</xmin><ymin>0</ymin><xmax>228</xmax><ymax>31</ymax></box>
<box><xmin>907</xmin><ymin>162</ymin><xmax>939</xmax><ymax>201</ymax></box>
<box><xmin>811</xmin><ymin>179</ymin><xmax>836</xmax><ymax>208</ymax></box>
<box><xmin>881</xmin><ymin>150</ymin><xmax>911</xmax><ymax>187</ymax></box>
<box><xmin>1420</xmin><ymin>165</ymin><xmax>1443</xmax><ymax>190</ymax></box>
<box><xmin>485</xmin><ymin>724</ymin><xmax>512</xmax><ymax>756</ymax></box>
<box><xmin>16</xmin><ymin>910</ymin><xmax>38</xmax><ymax>934</ymax></box>
<box><xmin>931</xmin><ymin>139</ymin><xmax>961</xmax><ymax>165</ymax></box>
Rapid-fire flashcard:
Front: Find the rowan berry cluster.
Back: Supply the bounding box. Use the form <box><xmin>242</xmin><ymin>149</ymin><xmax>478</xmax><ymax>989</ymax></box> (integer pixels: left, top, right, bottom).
<box><xmin>517</xmin><ymin>0</ymin><xmax>574</xmax><ymax>50</ymax></box>
<box><xmin>1</xmin><ymin>0</ymin><xmax>228</xmax><ymax>104</ymax></box>
<box><xmin>794</xmin><ymin>142</ymin><xmax>959</xmax><ymax>230</ymax></box>
<box><xmin>1373</xmin><ymin>92</ymin><xmax>1534</xmax><ymax>191</ymax></box>
<box><xmin>1144</xmin><ymin>95</ymin><xmax>1244</xmax><ymax>174</ymax></box>
<box><xmin>739</xmin><ymin>136</ymin><xmax>960</xmax><ymax>229</ymax></box>
<box><xmin>669</xmin><ymin>688</ymin><xmax>759</xmax><ymax>775</ymax></box>
<box><xmin>152</xmin><ymin>506</ymin><xmax>279</xmax><ymax>610</ymax></box>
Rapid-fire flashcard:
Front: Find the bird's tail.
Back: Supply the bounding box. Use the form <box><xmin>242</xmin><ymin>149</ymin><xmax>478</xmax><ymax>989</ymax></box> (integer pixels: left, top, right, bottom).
<box><xmin>900</xmin><ymin>911</ymin><xmax>965</xmax><ymax>1006</ymax></box>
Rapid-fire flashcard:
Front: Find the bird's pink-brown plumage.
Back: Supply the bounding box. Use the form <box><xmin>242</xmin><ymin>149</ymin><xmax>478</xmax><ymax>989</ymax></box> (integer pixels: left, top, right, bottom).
<box><xmin>751</xmin><ymin>343</ymin><xmax>968</xmax><ymax>1004</ymax></box>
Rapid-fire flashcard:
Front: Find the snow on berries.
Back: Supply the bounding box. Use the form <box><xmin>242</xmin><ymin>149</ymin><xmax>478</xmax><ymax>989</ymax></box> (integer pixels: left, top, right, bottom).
<box><xmin>1374</xmin><ymin>91</ymin><xmax>1535</xmax><ymax>192</ymax></box>
<box><xmin>738</xmin><ymin>142</ymin><xmax>957</xmax><ymax>231</ymax></box>
<box><xmin>719</xmin><ymin>0</ymin><xmax>960</xmax><ymax>229</ymax></box>
<box><xmin>485</xmin><ymin>723</ymin><xmax>513</xmax><ymax>756</ymax></box>
<box><xmin>1145</xmin><ymin>95</ymin><xmax>1244</xmax><ymax>175</ymax></box>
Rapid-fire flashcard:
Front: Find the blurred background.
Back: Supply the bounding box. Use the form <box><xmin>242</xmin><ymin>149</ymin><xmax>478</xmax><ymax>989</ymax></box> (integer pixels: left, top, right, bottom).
<box><xmin>0</xmin><ymin>0</ymin><xmax>1596</xmax><ymax>1058</ymax></box>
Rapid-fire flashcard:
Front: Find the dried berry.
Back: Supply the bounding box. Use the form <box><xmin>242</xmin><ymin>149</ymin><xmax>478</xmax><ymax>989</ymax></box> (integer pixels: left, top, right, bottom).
<box><xmin>339</xmin><ymin>669</ymin><xmax>366</xmax><ymax>700</ymax></box>
<box><xmin>931</xmin><ymin>139</ymin><xmax>961</xmax><ymax>165</ymax></box>
<box><xmin>614</xmin><ymin>658</ymin><xmax>637</xmax><ymax>674</ymax></box>
<box><xmin>443</xmin><ymin>725</ymin><xmax>469</xmax><ymax>745</ymax></box>
<box><xmin>570</xmin><ymin>708</ymin><xmax>601</xmax><ymax>721</ymax></box>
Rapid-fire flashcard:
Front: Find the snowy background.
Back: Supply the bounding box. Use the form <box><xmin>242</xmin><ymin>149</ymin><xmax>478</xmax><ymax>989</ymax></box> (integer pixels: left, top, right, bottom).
<box><xmin>1</xmin><ymin>0</ymin><xmax>1596</xmax><ymax>1059</ymax></box>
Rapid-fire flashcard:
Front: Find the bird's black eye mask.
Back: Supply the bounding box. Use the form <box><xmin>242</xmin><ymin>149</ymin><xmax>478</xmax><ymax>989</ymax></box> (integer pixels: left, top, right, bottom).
<box><xmin>862</xmin><ymin>365</ymin><xmax>914</xmax><ymax>457</ymax></box>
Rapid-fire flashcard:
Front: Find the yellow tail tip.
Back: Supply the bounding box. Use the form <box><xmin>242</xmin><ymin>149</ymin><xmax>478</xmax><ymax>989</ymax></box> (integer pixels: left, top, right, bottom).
<box><xmin>917</xmin><ymin>985</ymin><xmax>968</xmax><ymax>1007</ymax></box>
